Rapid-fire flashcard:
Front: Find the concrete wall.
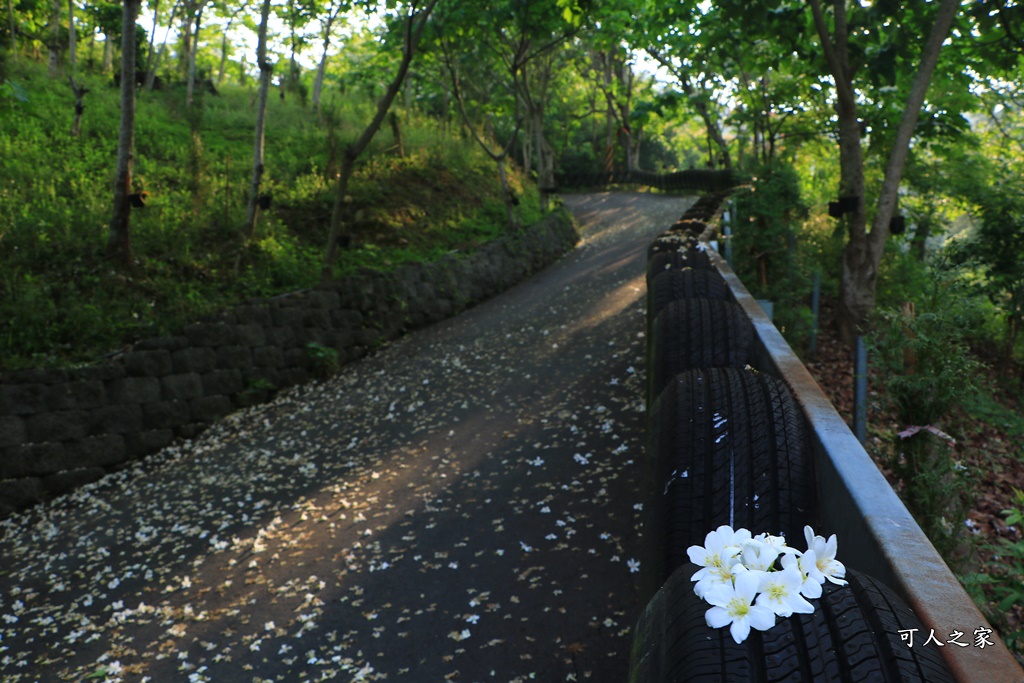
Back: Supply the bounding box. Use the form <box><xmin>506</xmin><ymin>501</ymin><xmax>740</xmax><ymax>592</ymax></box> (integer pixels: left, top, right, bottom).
<box><xmin>0</xmin><ymin>210</ymin><xmax>579</xmax><ymax>517</ymax></box>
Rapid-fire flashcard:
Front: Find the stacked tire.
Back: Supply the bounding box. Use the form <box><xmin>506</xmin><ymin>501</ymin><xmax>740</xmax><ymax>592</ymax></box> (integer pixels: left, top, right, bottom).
<box><xmin>630</xmin><ymin>198</ymin><xmax>953</xmax><ymax>682</ymax></box>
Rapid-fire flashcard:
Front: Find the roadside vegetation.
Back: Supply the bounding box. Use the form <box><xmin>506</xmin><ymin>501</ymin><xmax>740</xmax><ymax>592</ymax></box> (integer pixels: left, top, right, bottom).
<box><xmin>0</xmin><ymin>59</ymin><xmax>542</xmax><ymax>369</ymax></box>
<box><xmin>2</xmin><ymin>0</ymin><xmax>1024</xmax><ymax>662</ymax></box>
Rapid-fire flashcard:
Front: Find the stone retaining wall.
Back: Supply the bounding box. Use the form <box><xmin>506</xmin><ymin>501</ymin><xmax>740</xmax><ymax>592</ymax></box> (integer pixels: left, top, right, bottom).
<box><xmin>0</xmin><ymin>210</ymin><xmax>579</xmax><ymax>517</ymax></box>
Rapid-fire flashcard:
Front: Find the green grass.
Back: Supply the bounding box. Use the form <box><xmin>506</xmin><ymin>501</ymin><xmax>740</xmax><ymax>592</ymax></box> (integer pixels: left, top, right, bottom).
<box><xmin>0</xmin><ymin>61</ymin><xmax>540</xmax><ymax>370</ymax></box>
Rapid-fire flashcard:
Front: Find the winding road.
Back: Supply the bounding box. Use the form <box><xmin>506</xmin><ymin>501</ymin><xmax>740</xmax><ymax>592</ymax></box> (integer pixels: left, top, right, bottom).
<box><xmin>0</xmin><ymin>192</ymin><xmax>696</xmax><ymax>683</ymax></box>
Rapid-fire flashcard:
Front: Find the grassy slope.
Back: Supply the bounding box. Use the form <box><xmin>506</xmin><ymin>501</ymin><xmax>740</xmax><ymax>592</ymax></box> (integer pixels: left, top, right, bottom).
<box><xmin>0</xmin><ymin>61</ymin><xmax>541</xmax><ymax>370</ymax></box>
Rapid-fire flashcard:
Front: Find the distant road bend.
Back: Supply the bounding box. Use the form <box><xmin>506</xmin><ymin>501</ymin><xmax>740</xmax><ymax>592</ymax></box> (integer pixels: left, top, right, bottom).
<box><xmin>0</xmin><ymin>192</ymin><xmax>696</xmax><ymax>683</ymax></box>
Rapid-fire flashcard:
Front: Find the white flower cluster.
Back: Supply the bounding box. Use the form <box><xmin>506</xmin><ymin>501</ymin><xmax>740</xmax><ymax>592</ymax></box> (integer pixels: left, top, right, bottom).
<box><xmin>687</xmin><ymin>525</ymin><xmax>847</xmax><ymax>644</ymax></box>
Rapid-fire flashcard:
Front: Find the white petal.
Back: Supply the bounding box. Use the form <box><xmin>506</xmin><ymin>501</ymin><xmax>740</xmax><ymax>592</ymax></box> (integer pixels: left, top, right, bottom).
<box><xmin>729</xmin><ymin>616</ymin><xmax>752</xmax><ymax>643</ymax></box>
<box><xmin>734</xmin><ymin>570</ymin><xmax>761</xmax><ymax>601</ymax></box>
<box><xmin>748</xmin><ymin>605</ymin><xmax>777</xmax><ymax>632</ymax></box>
<box><xmin>706</xmin><ymin>606</ymin><xmax>732</xmax><ymax>629</ymax></box>
<box><xmin>688</xmin><ymin>545</ymin><xmax>708</xmax><ymax>566</ymax></box>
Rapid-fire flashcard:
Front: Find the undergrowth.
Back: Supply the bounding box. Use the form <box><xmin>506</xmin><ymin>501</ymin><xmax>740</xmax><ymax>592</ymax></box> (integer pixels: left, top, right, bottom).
<box><xmin>0</xmin><ymin>61</ymin><xmax>540</xmax><ymax>370</ymax></box>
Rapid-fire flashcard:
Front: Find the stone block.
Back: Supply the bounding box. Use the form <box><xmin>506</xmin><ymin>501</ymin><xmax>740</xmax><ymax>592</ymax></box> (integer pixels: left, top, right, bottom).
<box><xmin>303</xmin><ymin>309</ymin><xmax>332</xmax><ymax>329</ymax></box>
<box><xmin>216</xmin><ymin>346</ymin><xmax>253</xmax><ymax>369</ymax></box>
<box><xmin>0</xmin><ymin>442</ymin><xmax>68</xmax><ymax>478</ymax></box>
<box><xmin>235</xmin><ymin>324</ymin><xmax>267</xmax><ymax>348</ymax></box>
<box><xmin>107</xmin><ymin>377</ymin><xmax>161</xmax><ymax>405</ymax></box>
<box><xmin>176</xmin><ymin>423</ymin><xmax>209</xmax><ymax>439</ymax></box>
<box><xmin>201</xmin><ymin>370</ymin><xmax>243</xmax><ymax>396</ymax></box>
<box><xmin>26</xmin><ymin>411</ymin><xmax>89</xmax><ymax>442</ymax></box>
<box><xmin>267</xmin><ymin>326</ymin><xmax>297</xmax><ymax>348</ymax></box>
<box><xmin>281</xmin><ymin>367</ymin><xmax>310</xmax><ymax>387</ymax></box>
<box><xmin>2</xmin><ymin>368</ymin><xmax>69</xmax><ymax>384</ymax></box>
<box><xmin>142</xmin><ymin>400</ymin><xmax>191</xmax><ymax>430</ymax></box>
<box><xmin>252</xmin><ymin>346</ymin><xmax>284</xmax><ymax>368</ymax></box>
<box><xmin>355</xmin><ymin>328</ymin><xmax>381</xmax><ymax>347</ymax></box>
<box><xmin>89</xmin><ymin>404</ymin><xmax>143</xmax><ymax>435</ymax></box>
<box><xmin>0</xmin><ymin>477</ymin><xmax>43</xmax><ymax>517</ymax></box>
<box><xmin>331</xmin><ymin>309</ymin><xmax>364</xmax><ymax>329</ymax></box>
<box><xmin>184</xmin><ymin>322</ymin><xmax>238</xmax><ymax>347</ymax></box>
<box><xmin>270</xmin><ymin>307</ymin><xmax>306</xmax><ymax>327</ymax></box>
<box><xmin>0</xmin><ymin>416</ymin><xmax>26</xmax><ymax>448</ymax></box>
<box><xmin>126</xmin><ymin>429</ymin><xmax>175</xmax><ymax>456</ymax></box>
<box><xmin>134</xmin><ymin>336</ymin><xmax>188</xmax><ymax>352</ymax></box>
<box><xmin>43</xmin><ymin>467</ymin><xmax>106</xmax><ymax>494</ymax></box>
<box><xmin>70</xmin><ymin>364</ymin><xmax>126</xmax><ymax>382</ymax></box>
<box><xmin>307</xmin><ymin>290</ymin><xmax>340</xmax><ymax>309</ymax></box>
<box><xmin>123</xmin><ymin>349</ymin><xmax>174</xmax><ymax>377</ymax></box>
<box><xmin>190</xmin><ymin>395</ymin><xmax>234</xmax><ymax>422</ymax></box>
<box><xmin>0</xmin><ymin>383</ymin><xmax>49</xmax><ymax>415</ymax></box>
<box><xmin>161</xmin><ymin>373</ymin><xmax>204</xmax><ymax>401</ymax></box>
<box><xmin>236</xmin><ymin>305</ymin><xmax>273</xmax><ymax>327</ymax></box>
<box><xmin>49</xmin><ymin>380</ymin><xmax>106</xmax><ymax>411</ymax></box>
<box><xmin>283</xmin><ymin>348</ymin><xmax>309</xmax><ymax>368</ymax></box>
<box><xmin>172</xmin><ymin>347</ymin><xmax>218</xmax><ymax>374</ymax></box>
<box><xmin>69</xmin><ymin>435</ymin><xmax>127</xmax><ymax>468</ymax></box>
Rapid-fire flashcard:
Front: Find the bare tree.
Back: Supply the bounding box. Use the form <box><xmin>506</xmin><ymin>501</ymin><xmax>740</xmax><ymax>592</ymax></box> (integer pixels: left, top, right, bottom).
<box><xmin>242</xmin><ymin>0</ymin><xmax>274</xmax><ymax>242</ymax></box>
<box><xmin>108</xmin><ymin>0</ymin><xmax>143</xmax><ymax>268</ymax></box>
<box><xmin>321</xmin><ymin>0</ymin><xmax>440</xmax><ymax>281</ymax></box>
<box><xmin>47</xmin><ymin>0</ymin><xmax>60</xmax><ymax>76</ymax></box>
<box><xmin>67</xmin><ymin>0</ymin><xmax>76</xmax><ymax>73</ymax></box>
<box><xmin>312</xmin><ymin>0</ymin><xmax>347</xmax><ymax>114</ymax></box>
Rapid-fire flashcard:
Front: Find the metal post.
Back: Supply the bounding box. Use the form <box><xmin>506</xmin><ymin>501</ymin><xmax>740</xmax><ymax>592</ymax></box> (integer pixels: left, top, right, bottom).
<box><xmin>809</xmin><ymin>272</ymin><xmax>820</xmax><ymax>358</ymax></box>
<box><xmin>723</xmin><ymin>201</ymin><xmax>734</xmax><ymax>266</ymax></box>
<box><xmin>854</xmin><ymin>336</ymin><xmax>867</xmax><ymax>445</ymax></box>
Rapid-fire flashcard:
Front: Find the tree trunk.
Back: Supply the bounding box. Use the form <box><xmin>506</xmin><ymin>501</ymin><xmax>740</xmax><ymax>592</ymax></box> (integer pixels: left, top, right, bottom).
<box><xmin>809</xmin><ymin>0</ymin><xmax>959</xmax><ymax>341</ymax></box>
<box><xmin>6</xmin><ymin>0</ymin><xmax>15</xmax><ymax>65</ymax></box>
<box><xmin>312</xmin><ymin>18</ymin><xmax>334</xmax><ymax>113</ymax></box>
<box><xmin>48</xmin><ymin>0</ymin><xmax>60</xmax><ymax>76</ymax></box>
<box><xmin>67</xmin><ymin>0</ymin><xmax>75</xmax><ymax>74</ymax></box>
<box><xmin>178</xmin><ymin>0</ymin><xmax>194</xmax><ymax>79</ymax></box>
<box><xmin>321</xmin><ymin>0</ymin><xmax>440</xmax><ymax>280</ymax></box>
<box><xmin>243</xmin><ymin>0</ymin><xmax>273</xmax><ymax>242</ymax></box>
<box><xmin>69</xmin><ymin>75</ymin><xmax>88</xmax><ymax>136</ymax></box>
<box><xmin>108</xmin><ymin>0</ymin><xmax>141</xmax><ymax>268</ymax></box>
<box><xmin>186</xmin><ymin>4</ymin><xmax>204</xmax><ymax>107</ymax></box>
<box><xmin>146</xmin><ymin>0</ymin><xmax>159</xmax><ymax>74</ymax></box>
<box><xmin>102</xmin><ymin>32</ymin><xmax>112</xmax><ymax>73</ymax></box>
<box><xmin>146</xmin><ymin>0</ymin><xmax>182</xmax><ymax>91</ymax></box>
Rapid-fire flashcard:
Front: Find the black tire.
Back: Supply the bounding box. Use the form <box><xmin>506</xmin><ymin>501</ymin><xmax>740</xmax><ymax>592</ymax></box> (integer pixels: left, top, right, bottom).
<box><xmin>629</xmin><ymin>564</ymin><xmax>955</xmax><ymax>683</ymax></box>
<box><xmin>647</xmin><ymin>269</ymin><xmax>730</xmax><ymax>326</ymax></box>
<box><xmin>647</xmin><ymin>299</ymin><xmax>754</xmax><ymax>406</ymax></box>
<box><xmin>640</xmin><ymin>368</ymin><xmax>814</xmax><ymax>600</ymax></box>
<box><xmin>647</xmin><ymin>231</ymin><xmax>706</xmax><ymax>259</ymax></box>
<box><xmin>647</xmin><ymin>249</ymin><xmax>716</xmax><ymax>285</ymax></box>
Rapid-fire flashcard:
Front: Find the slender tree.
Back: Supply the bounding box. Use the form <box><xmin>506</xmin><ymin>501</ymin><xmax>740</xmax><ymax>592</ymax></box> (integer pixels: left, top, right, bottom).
<box><xmin>808</xmin><ymin>0</ymin><xmax>960</xmax><ymax>341</ymax></box>
<box><xmin>48</xmin><ymin>0</ymin><xmax>61</xmax><ymax>76</ymax></box>
<box><xmin>243</xmin><ymin>0</ymin><xmax>273</xmax><ymax>242</ymax></box>
<box><xmin>311</xmin><ymin>0</ymin><xmax>347</xmax><ymax>113</ymax></box>
<box><xmin>145</xmin><ymin>0</ymin><xmax>183</xmax><ymax>90</ymax></box>
<box><xmin>108</xmin><ymin>0</ymin><xmax>142</xmax><ymax>268</ymax></box>
<box><xmin>67</xmin><ymin>0</ymin><xmax>76</xmax><ymax>73</ymax></box>
<box><xmin>321</xmin><ymin>0</ymin><xmax>440</xmax><ymax>280</ymax></box>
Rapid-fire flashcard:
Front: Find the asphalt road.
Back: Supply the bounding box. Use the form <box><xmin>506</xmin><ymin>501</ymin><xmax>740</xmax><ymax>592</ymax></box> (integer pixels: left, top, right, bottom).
<box><xmin>0</xmin><ymin>192</ymin><xmax>696</xmax><ymax>683</ymax></box>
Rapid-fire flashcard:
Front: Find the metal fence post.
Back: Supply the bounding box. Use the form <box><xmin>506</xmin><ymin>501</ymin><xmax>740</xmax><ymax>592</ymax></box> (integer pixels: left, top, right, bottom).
<box><xmin>854</xmin><ymin>336</ymin><xmax>867</xmax><ymax>444</ymax></box>
<box><xmin>809</xmin><ymin>272</ymin><xmax>820</xmax><ymax>358</ymax></box>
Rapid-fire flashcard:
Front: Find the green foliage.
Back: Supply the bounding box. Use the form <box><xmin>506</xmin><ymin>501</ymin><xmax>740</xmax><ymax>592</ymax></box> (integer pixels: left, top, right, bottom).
<box><xmin>962</xmin><ymin>488</ymin><xmax>1024</xmax><ymax>661</ymax></box>
<box><xmin>731</xmin><ymin>163</ymin><xmax>822</xmax><ymax>347</ymax></box>
<box><xmin>868</xmin><ymin>265</ymin><xmax>984</xmax><ymax>562</ymax></box>
<box><xmin>0</xmin><ymin>60</ymin><xmax>537</xmax><ymax>370</ymax></box>
<box><xmin>305</xmin><ymin>342</ymin><xmax>340</xmax><ymax>377</ymax></box>
<box><xmin>869</xmin><ymin>266</ymin><xmax>984</xmax><ymax>426</ymax></box>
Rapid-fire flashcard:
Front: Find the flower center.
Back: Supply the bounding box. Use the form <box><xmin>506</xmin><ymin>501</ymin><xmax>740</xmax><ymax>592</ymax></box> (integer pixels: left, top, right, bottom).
<box><xmin>727</xmin><ymin>598</ymin><xmax>750</xmax><ymax>617</ymax></box>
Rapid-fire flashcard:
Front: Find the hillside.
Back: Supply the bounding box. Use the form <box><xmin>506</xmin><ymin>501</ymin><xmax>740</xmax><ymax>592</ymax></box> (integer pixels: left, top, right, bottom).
<box><xmin>0</xmin><ymin>61</ymin><xmax>542</xmax><ymax>371</ymax></box>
